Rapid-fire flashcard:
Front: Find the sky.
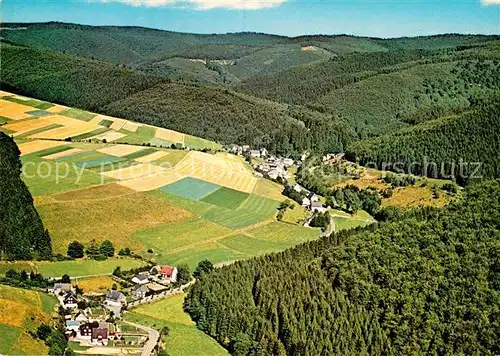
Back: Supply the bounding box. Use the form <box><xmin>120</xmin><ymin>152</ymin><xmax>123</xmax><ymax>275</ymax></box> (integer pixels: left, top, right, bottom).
<box><xmin>1</xmin><ymin>0</ymin><xmax>499</xmax><ymax>38</ymax></box>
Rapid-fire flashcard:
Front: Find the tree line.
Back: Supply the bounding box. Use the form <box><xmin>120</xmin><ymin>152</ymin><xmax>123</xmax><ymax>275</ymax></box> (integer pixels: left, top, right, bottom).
<box><xmin>185</xmin><ymin>179</ymin><xmax>500</xmax><ymax>355</ymax></box>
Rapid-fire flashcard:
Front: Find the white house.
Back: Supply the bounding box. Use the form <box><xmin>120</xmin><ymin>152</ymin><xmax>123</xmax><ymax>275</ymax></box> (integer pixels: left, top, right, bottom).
<box><xmin>308</xmin><ymin>192</ymin><xmax>320</xmax><ymax>203</ymax></box>
<box><xmin>250</xmin><ymin>150</ymin><xmax>261</xmax><ymax>158</ymax></box>
<box><xmin>75</xmin><ymin>312</ymin><xmax>89</xmax><ymax>324</ymax></box>
<box><xmin>105</xmin><ymin>291</ymin><xmax>126</xmax><ymax>307</ymax></box>
<box><xmin>260</xmin><ymin>148</ymin><xmax>268</xmax><ymax>157</ymax></box>
<box><xmin>131</xmin><ymin>274</ymin><xmax>149</xmax><ymax>285</ymax></box>
<box><xmin>302</xmin><ymin>197</ymin><xmax>311</xmax><ymax>207</ymax></box>
<box><xmin>283</xmin><ymin>158</ymin><xmax>294</xmax><ymax>166</ymax></box>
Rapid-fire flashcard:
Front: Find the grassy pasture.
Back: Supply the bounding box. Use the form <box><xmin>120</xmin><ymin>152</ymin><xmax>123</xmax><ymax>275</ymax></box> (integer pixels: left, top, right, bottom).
<box><xmin>161</xmin><ymin>177</ymin><xmax>221</xmax><ymax>201</ymax></box>
<box><xmin>60</xmin><ymin>108</ymin><xmax>96</xmax><ymax>121</ymax></box>
<box><xmin>37</xmin><ymin>258</ymin><xmax>145</xmax><ymax>277</ymax></box>
<box><xmin>148</xmin><ymin>190</ymin><xmax>213</xmax><ymax>217</ymax></box>
<box><xmin>152</xmin><ymin>149</ymin><xmax>188</xmax><ymax>167</ymax></box>
<box><xmin>134</xmin><ymin>218</ymin><xmax>231</xmax><ymax>257</ymax></box>
<box><xmin>218</xmin><ymin>234</ymin><xmax>299</xmax><ymax>257</ymax></box>
<box><xmin>35</xmin><ymin>184</ymin><xmax>191</xmax><ymax>253</ymax></box>
<box><xmin>123</xmin><ymin>147</ymin><xmax>157</xmax><ymax>160</ymax></box>
<box><xmin>149</xmin><ymin>137</ymin><xmax>173</xmax><ymax>147</ymax></box>
<box><xmin>21</xmin><ymin>154</ymin><xmax>111</xmax><ymax>196</ymax></box>
<box><xmin>252</xmin><ymin>178</ymin><xmax>285</xmax><ymax>201</ymax></box>
<box><xmin>0</xmin><ymin>285</ymin><xmax>56</xmax><ymax>355</ymax></box>
<box><xmin>200</xmin><ymin>187</ymin><xmax>249</xmax><ymax>209</ymax></box>
<box><xmin>246</xmin><ymin>221</ymin><xmax>320</xmax><ymax>245</ymax></box>
<box><xmin>118</xmin><ymin>126</ymin><xmax>155</xmax><ymax>145</ymax></box>
<box><xmin>332</xmin><ymin>216</ymin><xmax>372</xmax><ymax>231</ymax></box>
<box><xmin>184</xmin><ymin>135</ymin><xmax>221</xmax><ymax>150</ymax></box>
<box><xmin>126</xmin><ymin>294</ymin><xmax>228</xmax><ymax>356</ymax></box>
<box><xmin>202</xmin><ymin>206</ymin><xmax>272</xmax><ymax>229</ymax></box>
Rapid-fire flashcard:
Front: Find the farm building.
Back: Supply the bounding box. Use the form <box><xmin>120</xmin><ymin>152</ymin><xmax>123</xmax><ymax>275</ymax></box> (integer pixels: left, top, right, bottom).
<box><xmin>65</xmin><ymin>320</ymin><xmax>80</xmax><ymax>333</ymax></box>
<box><xmin>151</xmin><ymin>265</ymin><xmax>178</xmax><ymax>284</ymax></box>
<box><xmin>51</xmin><ymin>283</ymin><xmax>72</xmax><ymax>295</ymax></box>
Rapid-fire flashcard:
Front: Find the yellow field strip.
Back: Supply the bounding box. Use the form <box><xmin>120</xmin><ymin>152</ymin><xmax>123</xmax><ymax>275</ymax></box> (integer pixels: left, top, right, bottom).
<box><xmin>122</xmin><ymin>121</ymin><xmax>139</xmax><ymax>132</ymax></box>
<box><xmin>0</xmin><ymin>100</ymin><xmax>33</xmax><ymax>120</ymax></box>
<box><xmin>42</xmin><ymin>148</ymin><xmax>85</xmax><ymax>160</ymax></box>
<box><xmin>117</xmin><ymin>171</ymin><xmax>185</xmax><ymax>191</ymax></box>
<box><xmin>98</xmin><ymin>145</ymin><xmax>146</xmax><ymax>157</ymax></box>
<box><xmin>134</xmin><ymin>151</ymin><xmax>169</xmax><ymax>163</ymax></box>
<box><xmin>18</xmin><ymin>140</ymin><xmax>69</xmax><ymax>156</ymax></box>
<box><xmin>90</xmin><ymin>131</ymin><xmax>127</xmax><ymax>142</ymax></box>
<box><xmin>3</xmin><ymin>118</ymin><xmax>54</xmax><ymax>137</ymax></box>
<box><xmin>28</xmin><ymin>123</ymin><xmax>101</xmax><ymax>140</ymax></box>
<box><xmin>155</xmin><ymin>127</ymin><xmax>185</xmax><ymax>144</ymax></box>
<box><xmin>101</xmin><ymin>163</ymin><xmax>167</xmax><ymax>181</ymax></box>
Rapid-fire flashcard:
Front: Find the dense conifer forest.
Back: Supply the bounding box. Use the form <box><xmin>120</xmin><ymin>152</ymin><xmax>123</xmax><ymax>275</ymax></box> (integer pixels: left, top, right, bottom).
<box><xmin>0</xmin><ymin>132</ymin><xmax>52</xmax><ymax>260</ymax></box>
<box><xmin>185</xmin><ymin>180</ymin><xmax>500</xmax><ymax>355</ymax></box>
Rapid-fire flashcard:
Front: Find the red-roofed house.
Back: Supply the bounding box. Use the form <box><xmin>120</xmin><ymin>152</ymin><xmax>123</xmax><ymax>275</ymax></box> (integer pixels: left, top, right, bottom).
<box><xmin>151</xmin><ymin>265</ymin><xmax>178</xmax><ymax>283</ymax></box>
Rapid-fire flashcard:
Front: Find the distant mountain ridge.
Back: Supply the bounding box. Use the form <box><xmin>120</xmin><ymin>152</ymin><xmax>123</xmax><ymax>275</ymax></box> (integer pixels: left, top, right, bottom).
<box><xmin>1</xmin><ymin>22</ymin><xmax>499</xmax><ymax>168</ymax></box>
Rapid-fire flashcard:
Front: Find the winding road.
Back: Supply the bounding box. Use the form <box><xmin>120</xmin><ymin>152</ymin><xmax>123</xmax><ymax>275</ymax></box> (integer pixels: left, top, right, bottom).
<box><xmin>122</xmin><ymin>320</ymin><xmax>159</xmax><ymax>356</ymax></box>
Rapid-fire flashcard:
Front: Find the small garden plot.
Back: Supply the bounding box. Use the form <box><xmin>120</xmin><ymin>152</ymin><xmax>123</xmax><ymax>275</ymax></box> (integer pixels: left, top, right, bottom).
<box><xmin>200</xmin><ymin>186</ymin><xmax>249</xmax><ymax>209</ymax></box>
<box><xmin>133</xmin><ymin>218</ymin><xmax>231</xmax><ymax>254</ymax></box>
<box><xmin>161</xmin><ymin>177</ymin><xmax>221</xmax><ymax>201</ymax></box>
<box><xmin>60</xmin><ymin>108</ymin><xmax>96</xmax><ymax>121</ymax></box>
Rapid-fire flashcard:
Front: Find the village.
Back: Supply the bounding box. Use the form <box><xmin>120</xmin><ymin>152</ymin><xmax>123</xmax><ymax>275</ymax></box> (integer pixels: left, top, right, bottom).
<box><xmin>49</xmin><ymin>263</ymin><xmax>190</xmax><ymax>353</ymax></box>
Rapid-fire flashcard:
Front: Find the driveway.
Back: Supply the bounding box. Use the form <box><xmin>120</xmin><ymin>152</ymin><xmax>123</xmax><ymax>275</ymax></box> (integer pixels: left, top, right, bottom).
<box><xmin>122</xmin><ymin>320</ymin><xmax>160</xmax><ymax>356</ymax></box>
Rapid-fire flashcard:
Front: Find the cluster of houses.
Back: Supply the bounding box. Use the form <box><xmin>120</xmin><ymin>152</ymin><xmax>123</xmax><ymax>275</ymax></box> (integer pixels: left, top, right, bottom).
<box><xmin>129</xmin><ymin>265</ymin><xmax>178</xmax><ymax>299</ymax></box>
<box><xmin>292</xmin><ymin>184</ymin><xmax>328</xmax><ymax>213</ymax></box>
<box><xmin>254</xmin><ymin>155</ymin><xmax>295</xmax><ymax>180</ymax></box>
<box><xmin>51</xmin><ymin>283</ymin><xmax>111</xmax><ymax>346</ymax></box>
<box><xmin>49</xmin><ymin>264</ymin><xmax>179</xmax><ymax>348</ymax></box>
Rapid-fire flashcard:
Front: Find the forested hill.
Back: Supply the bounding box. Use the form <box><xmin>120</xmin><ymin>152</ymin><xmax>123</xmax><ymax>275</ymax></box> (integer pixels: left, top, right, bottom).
<box><xmin>185</xmin><ymin>179</ymin><xmax>500</xmax><ymax>355</ymax></box>
<box><xmin>1</xmin><ymin>42</ymin><xmax>357</xmax><ymax>156</ymax></box>
<box><xmin>346</xmin><ymin>100</ymin><xmax>500</xmax><ymax>183</ymax></box>
<box><xmin>0</xmin><ymin>132</ymin><xmax>52</xmax><ymax>260</ymax></box>
<box><xmin>1</xmin><ymin>23</ymin><xmax>499</xmax><ymax>159</ymax></box>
